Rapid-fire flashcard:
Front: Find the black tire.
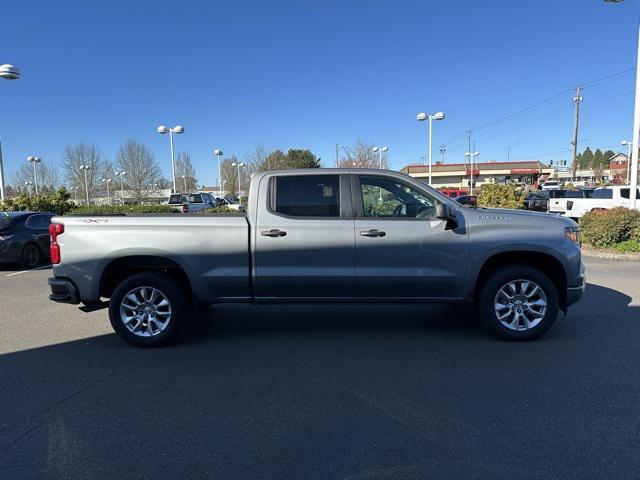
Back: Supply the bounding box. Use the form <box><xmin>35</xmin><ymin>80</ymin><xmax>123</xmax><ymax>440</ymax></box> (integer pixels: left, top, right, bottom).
<box><xmin>108</xmin><ymin>272</ymin><xmax>188</xmax><ymax>347</ymax></box>
<box><xmin>21</xmin><ymin>243</ymin><xmax>40</xmax><ymax>268</ymax></box>
<box><xmin>478</xmin><ymin>265</ymin><xmax>559</xmax><ymax>341</ymax></box>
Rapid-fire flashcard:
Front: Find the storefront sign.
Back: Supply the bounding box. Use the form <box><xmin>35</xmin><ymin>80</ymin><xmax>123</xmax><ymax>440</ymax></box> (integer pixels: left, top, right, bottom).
<box><xmin>510</xmin><ymin>169</ymin><xmax>539</xmax><ymax>175</ymax></box>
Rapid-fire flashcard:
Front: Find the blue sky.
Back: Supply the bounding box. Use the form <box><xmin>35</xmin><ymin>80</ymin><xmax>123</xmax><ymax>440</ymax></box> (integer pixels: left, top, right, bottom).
<box><xmin>2</xmin><ymin>0</ymin><xmax>639</xmax><ymax>186</ymax></box>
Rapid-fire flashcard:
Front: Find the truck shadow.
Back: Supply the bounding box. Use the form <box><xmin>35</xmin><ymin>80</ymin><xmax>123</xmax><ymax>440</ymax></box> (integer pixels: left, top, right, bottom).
<box><xmin>178</xmin><ymin>283</ymin><xmax>633</xmax><ymax>344</ymax></box>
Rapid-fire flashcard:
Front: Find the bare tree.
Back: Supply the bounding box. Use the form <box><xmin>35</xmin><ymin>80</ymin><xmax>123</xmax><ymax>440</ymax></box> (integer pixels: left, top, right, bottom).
<box><xmin>221</xmin><ymin>156</ymin><xmax>239</xmax><ymax>196</ymax></box>
<box><xmin>12</xmin><ymin>161</ymin><xmax>60</xmax><ymax>194</ymax></box>
<box><xmin>337</xmin><ymin>139</ymin><xmax>388</xmax><ymax>169</ymax></box>
<box><xmin>244</xmin><ymin>143</ymin><xmax>270</xmax><ymax>173</ymax></box>
<box><xmin>175</xmin><ymin>152</ymin><xmax>198</xmax><ymax>192</ymax></box>
<box><xmin>116</xmin><ymin>139</ymin><xmax>163</xmax><ymax>202</ymax></box>
<box><xmin>62</xmin><ymin>142</ymin><xmax>107</xmax><ymax>203</ymax></box>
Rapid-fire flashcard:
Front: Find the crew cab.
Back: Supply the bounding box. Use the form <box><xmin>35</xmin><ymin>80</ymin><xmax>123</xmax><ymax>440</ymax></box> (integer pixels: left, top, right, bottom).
<box><xmin>560</xmin><ymin>186</ymin><xmax>640</xmax><ymax>219</ymax></box>
<box><xmin>47</xmin><ymin>169</ymin><xmax>585</xmax><ymax>347</ymax></box>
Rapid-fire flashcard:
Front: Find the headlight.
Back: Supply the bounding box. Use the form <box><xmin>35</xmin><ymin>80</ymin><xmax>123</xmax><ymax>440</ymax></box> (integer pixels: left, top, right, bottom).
<box><xmin>564</xmin><ymin>226</ymin><xmax>580</xmax><ymax>244</ymax></box>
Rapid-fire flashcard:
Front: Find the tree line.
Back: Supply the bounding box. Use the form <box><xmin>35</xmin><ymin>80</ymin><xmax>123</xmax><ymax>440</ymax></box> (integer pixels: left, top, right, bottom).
<box><xmin>6</xmin><ymin>138</ymin><xmax>388</xmax><ymax>201</ymax></box>
<box><xmin>576</xmin><ymin>147</ymin><xmax>617</xmax><ymax>180</ymax></box>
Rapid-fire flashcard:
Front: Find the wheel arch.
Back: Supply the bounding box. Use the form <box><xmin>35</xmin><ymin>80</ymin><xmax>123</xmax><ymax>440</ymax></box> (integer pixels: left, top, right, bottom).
<box><xmin>473</xmin><ymin>250</ymin><xmax>568</xmax><ymax>309</ymax></box>
<box><xmin>99</xmin><ymin>255</ymin><xmax>194</xmax><ymax>301</ymax></box>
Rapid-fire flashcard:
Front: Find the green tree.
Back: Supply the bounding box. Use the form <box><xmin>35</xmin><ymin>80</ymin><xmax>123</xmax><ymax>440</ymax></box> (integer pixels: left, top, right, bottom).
<box><xmin>285</xmin><ymin>149</ymin><xmax>321</xmax><ymax>169</ymax></box>
<box><xmin>579</xmin><ymin>147</ymin><xmax>594</xmax><ymax>168</ymax></box>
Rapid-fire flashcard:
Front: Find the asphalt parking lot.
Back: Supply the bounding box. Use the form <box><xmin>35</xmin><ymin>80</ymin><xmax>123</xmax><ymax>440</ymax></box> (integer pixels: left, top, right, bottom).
<box><xmin>0</xmin><ymin>257</ymin><xmax>638</xmax><ymax>479</ymax></box>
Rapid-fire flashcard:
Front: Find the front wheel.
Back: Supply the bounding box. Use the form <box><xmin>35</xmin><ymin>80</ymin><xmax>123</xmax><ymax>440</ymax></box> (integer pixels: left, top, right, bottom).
<box><xmin>478</xmin><ymin>265</ymin><xmax>559</xmax><ymax>341</ymax></box>
<box><xmin>108</xmin><ymin>272</ymin><xmax>188</xmax><ymax>347</ymax></box>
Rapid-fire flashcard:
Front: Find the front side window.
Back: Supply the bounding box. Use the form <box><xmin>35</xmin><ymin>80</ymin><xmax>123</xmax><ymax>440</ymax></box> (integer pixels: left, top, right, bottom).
<box><xmin>274</xmin><ymin>175</ymin><xmax>340</xmax><ymax>217</ymax></box>
<box><xmin>359</xmin><ymin>176</ymin><xmax>436</xmax><ymax>218</ymax></box>
<box><xmin>620</xmin><ymin>188</ymin><xmax>640</xmax><ymax>199</ymax></box>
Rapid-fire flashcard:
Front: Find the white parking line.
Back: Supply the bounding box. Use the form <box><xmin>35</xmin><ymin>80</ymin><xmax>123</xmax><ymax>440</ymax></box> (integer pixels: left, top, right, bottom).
<box><xmin>4</xmin><ymin>265</ymin><xmax>51</xmax><ymax>277</ymax></box>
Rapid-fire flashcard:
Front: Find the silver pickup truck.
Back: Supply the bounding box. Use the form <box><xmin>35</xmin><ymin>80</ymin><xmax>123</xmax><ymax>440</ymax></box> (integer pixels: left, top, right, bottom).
<box><xmin>48</xmin><ymin>169</ymin><xmax>585</xmax><ymax>347</ymax></box>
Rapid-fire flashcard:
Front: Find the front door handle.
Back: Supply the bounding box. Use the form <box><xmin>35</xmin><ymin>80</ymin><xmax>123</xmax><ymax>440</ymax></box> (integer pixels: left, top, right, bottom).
<box><xmin>359</xmin><ymin>229</ymin><xmax>386</xmax><ymax>238</ymax></box>
<box><xmin>261</xmin><ymin>229</ymin><xmax>287</xmax><ymax>237</ymax></box>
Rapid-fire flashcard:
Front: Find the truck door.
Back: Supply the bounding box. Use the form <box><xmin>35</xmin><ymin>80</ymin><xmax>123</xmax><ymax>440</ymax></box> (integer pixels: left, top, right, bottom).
<box><xmin>352</xmin><ymin>174</ymin><xmax>468</xmax><ymax>299</ymax></box>
<box><xmin>253</xmin><ymin>174</ymin><xmax>355</xmax><ymax>299</ymax></box>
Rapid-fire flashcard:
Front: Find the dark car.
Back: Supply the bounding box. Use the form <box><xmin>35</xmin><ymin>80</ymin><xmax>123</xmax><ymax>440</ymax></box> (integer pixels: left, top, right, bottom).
<box><xmin>453</xmin><ymin>195</ymin><xmax>477</xmax><ymax>207</ymax></box>
<box><xmin>525</xmin><ymin>190</ymin><xmax>550</xmax><ymax>212</ymax></box>
<box><xmin>0</xmin><ymin>212</ymin><xmax>54</xmax><ymax>268</ymax></box>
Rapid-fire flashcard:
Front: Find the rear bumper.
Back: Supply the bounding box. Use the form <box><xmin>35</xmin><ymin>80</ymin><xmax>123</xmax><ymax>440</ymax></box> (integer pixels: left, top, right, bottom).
<box><xmin>48</xmin><ymin>277</ymin><xmax>80</xmax><ymax>304</ymax></box>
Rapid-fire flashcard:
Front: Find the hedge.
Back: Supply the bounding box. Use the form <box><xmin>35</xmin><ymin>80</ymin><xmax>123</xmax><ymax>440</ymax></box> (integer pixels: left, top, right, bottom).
<box><xmin>0</xmin><ymin>188</ymin><xmax>75</xmax><ymax>215</ymax></box>
<box><xmin>69</xmin><ymin>204</ymin><xmax>178</xmax><ymax>215</ymax></box>
<box><xmin>579</xmin><ymin>207</ymin><xmax>640</xmax><ymax>249</ymax></box>
<box><xmin>477</xmin><ymin>184</ymin><xmax>526</xmax><ymax>209</ymax></box>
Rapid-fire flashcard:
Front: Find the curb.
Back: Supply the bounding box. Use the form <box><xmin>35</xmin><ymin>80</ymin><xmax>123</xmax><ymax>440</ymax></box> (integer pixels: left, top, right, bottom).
<box><xmin>581</xmin><ymin>249</ymin><xmax>640</xmax><ymax>261</ymax></box>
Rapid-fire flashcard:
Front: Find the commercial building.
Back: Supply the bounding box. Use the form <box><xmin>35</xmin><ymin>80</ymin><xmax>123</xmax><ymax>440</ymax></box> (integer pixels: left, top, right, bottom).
<box><xmin>401</xmin><ymin>161</ymin><xmax>555</xmax><ymax>190</ymax></box>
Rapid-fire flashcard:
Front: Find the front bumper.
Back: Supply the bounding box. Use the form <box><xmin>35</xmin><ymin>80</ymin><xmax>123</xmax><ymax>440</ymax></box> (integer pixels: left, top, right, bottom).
<box><xmin>565</xmin><ymin>262</ymin><xmax>586</xmax><ymax>308</ymax></box>
<box><xmin>48</xmin><ymin>277</ymin><xmax>80</xmax><ymax>304</ymax></box>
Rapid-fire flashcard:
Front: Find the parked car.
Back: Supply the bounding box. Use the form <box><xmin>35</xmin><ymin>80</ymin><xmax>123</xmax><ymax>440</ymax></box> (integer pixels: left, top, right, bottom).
<box><xmin>210</xmin><ymin>194</ymin><xmax>244</xmax><ymax>211</ymax></box>
<box><xmin>524</xmin><ymin>191</ymin><xmax>549</xmax><ymax>212</ymax></box>
<box><xmin>453</xmin><ymin>195</ymin><xmax>477</xmax><ymax>207</ymax></box>
<box><xmin>167</xmin><ymin>193</ymin><xmax>218</xmax><ymax>213</ymax></box>
<box><xmin>541</xmin><ymin>180</ymin><xmax>560</xmax><ymax>191</ymax></box>
<box><xmin>48</xmin><ymin>169</ymin><xmax>585</xmax><ymax>347</ymax></box>
<box><xmin>0</xmin><ymin>211</ymin><xmax>54</xmax><ymax>267</ymax></box>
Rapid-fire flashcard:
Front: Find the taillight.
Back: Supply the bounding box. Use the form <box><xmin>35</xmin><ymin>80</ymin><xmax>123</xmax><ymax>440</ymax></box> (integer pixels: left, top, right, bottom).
<box><xmin>49</xmin><ymin>223</ymin><xmax>64</xmax><ymax>264</ymax></box>
<box><xmin>566</xmin><ymin>201</ymin><xmax>574</xmax><ymax>210</ymax></box>
<box><xmin>181</xmin><ymin>204</ymin><xmax>188</xmax><ymax>213</ymax></box>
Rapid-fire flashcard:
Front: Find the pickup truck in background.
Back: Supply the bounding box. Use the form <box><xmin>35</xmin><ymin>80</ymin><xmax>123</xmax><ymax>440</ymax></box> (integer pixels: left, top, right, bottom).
<box><xmin>548</xmin><ymin>189</ymin><xmax>595</xmax><ymax>216</ymax></box>
<box><xmin>47</xmin><ymin>169</ymin><xmax>585</xmax><ymax>347</ymax></box>
<box><xmin>559</xmin><ymin>186</ymin><xmax>640</xmax><ymax>219</ymax></box>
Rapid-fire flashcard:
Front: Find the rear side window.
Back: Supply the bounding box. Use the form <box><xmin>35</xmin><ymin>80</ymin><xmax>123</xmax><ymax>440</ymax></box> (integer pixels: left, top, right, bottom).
<box><xmin>592</xmin><ymin>189</ymin><xmax>613</xmax><ymax>199</ymax></box>
<box><xmin>25</xmin><ymin>214</ymin><xmax>52</xmax><ymax>230</ymax></box>
<box><xmin>184</xmin><ymin>194</ymin><xmax>203</xmax><ymax>203</ymax></box>
<box><xmin>168</xmin><ymin>194</ymin><xmax>183</xmax><ymax>204</ymax></box>
<box><xmin>274</xmin><ymin>175</ymin><xmax>340</xmax><ymax>217</ymax></box>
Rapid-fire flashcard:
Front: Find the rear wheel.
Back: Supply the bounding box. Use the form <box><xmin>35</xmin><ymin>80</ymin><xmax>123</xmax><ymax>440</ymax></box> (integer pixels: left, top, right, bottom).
<box><xmin>108</xmin><ymin>272</ymin><xmax>188</xmax><ymax>347</ymax></box>
<box><xmin>479</xmin><ymin>265</ymin><xmax>559</xmax><ymax>341</ymax></box>
<box><xmin>21</xmin><ymin>243</ymin><xmax>40</xmax><ymax>268</ymax></box>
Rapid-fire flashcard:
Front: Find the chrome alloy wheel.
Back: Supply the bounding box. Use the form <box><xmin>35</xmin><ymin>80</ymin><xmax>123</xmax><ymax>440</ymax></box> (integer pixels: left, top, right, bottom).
<box><xmin>119</xmin><ymin>286</ymin><xmax>172</xmax><ymax>337</ymax></box>
<box><xmin>494</xmin><ymin>279</ymin><xmax>548</xmax><ymax>331</ymax></box>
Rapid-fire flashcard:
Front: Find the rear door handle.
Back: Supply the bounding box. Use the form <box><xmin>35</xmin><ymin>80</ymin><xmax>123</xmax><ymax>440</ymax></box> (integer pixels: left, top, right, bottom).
<box><xmin>261</xmin><ymin>229</ymin><xmax>287</xmax><ymax>237</ymax></box>
<box><xmin>359</xmin><ymin>229</ymin><xmax>386</xmax><ymax>238</ymax></box>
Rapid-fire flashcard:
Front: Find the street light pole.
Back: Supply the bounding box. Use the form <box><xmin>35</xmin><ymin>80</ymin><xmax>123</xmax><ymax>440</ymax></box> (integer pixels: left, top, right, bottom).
<box><xmin>214</xmin><ymin>149</ymin><xmax>223</xmax><ymax>195</ymax></box>
<box><xmin>417</xmin><ymin>112</ymin><xmax>445</xmax><ymax>185</ymax></box>
<box><xmin>27</xmin><ymin>156</ymin><xmax>41</xmax><ymax>194</ymax></box>
<box><xmin>605</xmin><ymin>0</ymin><xmax>638</xmax><ymax>207</ymax></box>
<box><xmin>231</xmin><ymin>162</ymin><xmax>244</xmax><ymax>198</ymax></box>
<box><xmin>181</xmin><ymin>175</ymin><xmax>187</xmax><ymax>192</ymax></box>
<box><xmin>621</xmin><ymin>140</ymin><xmax>633</xmax><ymax>184</ymax></box>
<box><xmin>102</xmin><ymin>178</ymin><xmax>112</xmax><ymax>204</ymax></box>
<box><xmin>371</xmin><ymin>146</ymin><xmax>389</xmax><ymax>169</ymax></box>
<box><xmin>157</xmin><ymin>125</ymin><xmax>184</xmax><ymax>193</ymax></box>
<box><xmin>24</xmin><ymin>181</ymin><xmax>32</xmax><ymax>198</ymax></box>
<box><xmin>115</xmin><ymin>171</ymin><xmax>126</xmax><ymax>205</ymax></box>
<box><xmin>465</xmin><ymin>151</ymin><xmax>480</xmax><ymax>195</ymax></box>
<box><xmin>79</xmin><ymin>165</ymin><xmax>91</xmax><ymax>205</ymax></box>
<box><xmin>0</xmin><ymin>64</ymin><xmax>20</xmax><ymax>203</ymax></box>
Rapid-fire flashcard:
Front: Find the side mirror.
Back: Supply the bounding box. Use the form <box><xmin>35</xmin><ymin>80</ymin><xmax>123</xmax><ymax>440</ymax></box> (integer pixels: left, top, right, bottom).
<box><xmin>436</xmin><ymin>202</ymin><xmax>458</xmax><ymax>228</ymax></box>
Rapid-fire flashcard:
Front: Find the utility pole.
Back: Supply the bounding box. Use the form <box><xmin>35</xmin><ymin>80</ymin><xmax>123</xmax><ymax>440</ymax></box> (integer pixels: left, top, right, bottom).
<box><xmin>466</xmin><ymin>129</ymin><xmax>472</xmax><ymax>187</ymax></box>
<box><xmin>335</xmin><ymin>143</ymin><xmax>339</xmax><ymax>167</ymax></box>
<box><xmin>571</xmin><ymin>85</ymin><xmax>583</xmax><ymax>180</ymax></box>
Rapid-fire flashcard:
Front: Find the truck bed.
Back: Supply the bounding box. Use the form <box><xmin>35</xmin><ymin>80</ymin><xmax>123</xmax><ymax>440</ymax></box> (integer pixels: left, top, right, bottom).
<box><xmin>53</xmin><ymin>215</ymin><xmax>251</xmax><ymax>305</ymax></box>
